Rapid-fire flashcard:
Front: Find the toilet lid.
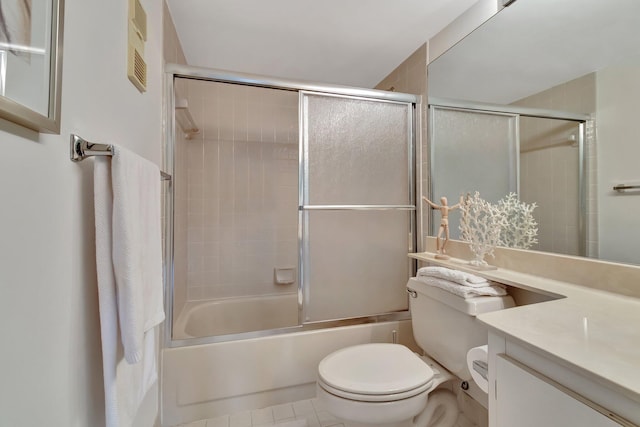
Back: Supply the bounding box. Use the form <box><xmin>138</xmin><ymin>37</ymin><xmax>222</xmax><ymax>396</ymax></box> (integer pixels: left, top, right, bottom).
<box><xmin>318</xmin><ymin>343</ymin><xmax>434</xmax><ymax>396</ymax></box>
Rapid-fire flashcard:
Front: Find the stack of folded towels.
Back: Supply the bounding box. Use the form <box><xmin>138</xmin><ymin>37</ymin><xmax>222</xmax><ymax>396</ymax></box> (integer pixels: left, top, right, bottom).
<box><xmin>416</xmin><ymin>266</ymin><xmax>507</xmax><ymax>298</ymax></box>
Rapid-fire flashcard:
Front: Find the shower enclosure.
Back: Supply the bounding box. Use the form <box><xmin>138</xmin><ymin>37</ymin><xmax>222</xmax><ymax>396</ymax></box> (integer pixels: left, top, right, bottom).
<box><xmin>164</xmin><ymin>64</ymin><xmax>419</xmax><ymax>345</ymax></box>
<box><xmin>428</xmin><ymin>99</ymin><xmax>592</xmax><ymax>257</ymax></box>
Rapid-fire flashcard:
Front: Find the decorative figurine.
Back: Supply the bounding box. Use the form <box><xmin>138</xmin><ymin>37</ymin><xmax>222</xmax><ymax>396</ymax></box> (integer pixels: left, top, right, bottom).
<box><xmin>422</xmin><ymin>195</ymin><xmax>462</xmax><ymax>260</ymax></box>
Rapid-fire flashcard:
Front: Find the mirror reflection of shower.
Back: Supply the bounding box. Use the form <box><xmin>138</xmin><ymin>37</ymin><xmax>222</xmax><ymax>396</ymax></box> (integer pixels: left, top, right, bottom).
<box><xmin>172</xmin><ymin>78</ymin><xmax>300</xmax><ymax>339</ymax></box>
<box><xmin>429</xmin><ymin>100</ymin><xmax>589</xmax><ymax>258</ymax></box>
<box><xmin>519</xmin><ymin>117</ymin><xmax>582</xmax><ymax>256</ymax></box>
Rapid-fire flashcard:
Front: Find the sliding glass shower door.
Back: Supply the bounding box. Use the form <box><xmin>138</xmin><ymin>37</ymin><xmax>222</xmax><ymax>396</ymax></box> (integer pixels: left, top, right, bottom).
<box><xmin>300</xmin><ymin>92</ymin><xmax>415</xmax><ymax>322</ymax></box>
<box><xmin>166</xmin><ymin>65</ymin><xmax>419</xmax><ymax>344</ymax></box>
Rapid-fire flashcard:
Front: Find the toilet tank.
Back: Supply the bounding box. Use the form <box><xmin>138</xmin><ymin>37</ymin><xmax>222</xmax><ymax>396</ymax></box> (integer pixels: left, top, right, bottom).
<box><xmin>407</xmin><ymin>277</ymin><xmax>514</xmax><ymax>381</ymax></box>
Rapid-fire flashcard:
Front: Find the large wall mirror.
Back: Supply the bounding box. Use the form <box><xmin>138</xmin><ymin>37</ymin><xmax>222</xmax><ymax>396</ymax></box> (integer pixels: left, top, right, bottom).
<box><xmin>427</xmin><ymin>0</ymin><xmax>640</xmax><ymax>266</ymax></box>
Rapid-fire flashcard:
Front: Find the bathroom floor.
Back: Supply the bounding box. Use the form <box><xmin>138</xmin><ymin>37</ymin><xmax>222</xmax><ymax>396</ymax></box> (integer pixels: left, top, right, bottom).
<box><xmin>173</xmin><ymin>398</ymin><xmax>480</xmax><ymax>427</ymax></box>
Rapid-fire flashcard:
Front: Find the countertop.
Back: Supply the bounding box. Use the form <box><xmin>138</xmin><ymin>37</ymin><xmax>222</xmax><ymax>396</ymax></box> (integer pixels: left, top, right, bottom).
<box><xmin>409</xmin><ymin>252</ymin><xmax>640</xmax><ymax>404</ymax></box>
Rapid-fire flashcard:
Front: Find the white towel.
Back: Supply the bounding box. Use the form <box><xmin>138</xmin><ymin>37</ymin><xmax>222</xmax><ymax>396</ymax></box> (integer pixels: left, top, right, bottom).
<box><xmin>417</xmin><ymin>266</ymin><xmax>489</xmax><ymax>288</ymax></box>
<box><xmin>416</xmin><ymin>276</ymin><xmax>507</xmax><ymax>298</ymax></box>
<box><xmin>111</xmin><ymin>146</ymin><xmax>165</xmax><ymax>363</ymax></box>
<box><xmin>94</xmin><ymin>148</ymin><xmax>164</xmax><ymax>427</ymax></box>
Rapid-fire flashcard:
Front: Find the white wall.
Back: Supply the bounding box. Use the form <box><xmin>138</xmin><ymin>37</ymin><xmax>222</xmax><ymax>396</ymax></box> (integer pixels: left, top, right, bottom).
<box><xmin>0</xmin><ymin>0</ymin><xmax>163</xmax><ymax>425</ymax></box>
<box><xmin>596</xmin><ymin>54</ymin><xmax>640</xmax><ymax>265</ymax></box>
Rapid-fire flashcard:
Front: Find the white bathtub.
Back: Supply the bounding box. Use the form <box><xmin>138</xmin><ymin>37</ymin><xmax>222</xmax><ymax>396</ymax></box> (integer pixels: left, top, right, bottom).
<box><xmin>173</xmin><ymin>293</ymin><xmax>299</xmax><ymax>339</ymax></box>
<box><xmin>162</xmin><ymin>319</ymin><xmax>417</xmax><ymax>426</ymax></box>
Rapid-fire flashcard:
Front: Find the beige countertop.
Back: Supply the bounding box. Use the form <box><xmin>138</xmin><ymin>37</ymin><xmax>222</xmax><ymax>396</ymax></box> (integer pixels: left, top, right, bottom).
<box><xmin>409</xmin><ymin>252</ymin><xmax>640</xmax><ymax>404</ymax></box>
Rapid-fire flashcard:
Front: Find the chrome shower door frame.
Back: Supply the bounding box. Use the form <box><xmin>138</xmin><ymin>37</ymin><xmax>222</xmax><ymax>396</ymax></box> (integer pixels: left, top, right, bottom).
<box><xmin>163</xmin><ymin>64</ymin><xmax>419</xmax><ymax>348</ymax></box>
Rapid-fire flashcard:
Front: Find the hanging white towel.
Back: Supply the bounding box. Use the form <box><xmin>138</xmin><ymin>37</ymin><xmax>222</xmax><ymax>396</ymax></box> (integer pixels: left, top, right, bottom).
<box><xmin>94</xmin><ymin>146</ymin><xmax>164</xmax><ymax>427</ymax></box>
<box><xmin>111</xmin><ymin>145</ymin><xmax>165</xmax><ymax>363</ymax></box>
<box><xmin>416</xmin><ymin>276</ymin><xmax>507</xmax><ymax>298</ymax></box>
<box><xmin>417</xmin><ymin>266</ymin><xmax>489</xmax><ymax>288</ymax></box>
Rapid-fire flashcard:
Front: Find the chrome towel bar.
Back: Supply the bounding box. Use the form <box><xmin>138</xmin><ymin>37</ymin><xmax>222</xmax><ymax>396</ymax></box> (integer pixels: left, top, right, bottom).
<box><xmin>70</xmin><ymin>134</ymin><xmax>171</xmax><ymax>181</ymax></box>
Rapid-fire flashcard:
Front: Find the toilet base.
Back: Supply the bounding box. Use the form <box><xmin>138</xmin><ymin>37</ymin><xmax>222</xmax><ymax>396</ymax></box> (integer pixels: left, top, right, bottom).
<box><xmin>317</xmin><ymin>384</ymin><xmax>458</xmax><ymax>427</ymax></box>
<box><xmin>413</xmin><ymin>389</ymin><xmax>458</xmax><ymax>427</ymax></box>
<box><xmin>316</xmin><ymin>350</ymin><xmax>460</xmax><ymax>427</ymax></box>
<box><xmin>316</xmin><ymin>383</ymin><xmax>428</xmax><ymax>425</ymax></box>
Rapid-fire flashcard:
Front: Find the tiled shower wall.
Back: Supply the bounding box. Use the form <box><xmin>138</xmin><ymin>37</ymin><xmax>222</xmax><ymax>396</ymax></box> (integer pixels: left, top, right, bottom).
<box><xmin>513</xmin><ymin>73</ymin><xmax>597</xmax><ymax>257</ymax></box>
<box><xmin>175</xmin><ymin>80</ymin><xmax>299</xmax><ymax>303</ymax></box>
<box><xmin>519</xmin><ymin>120</ymin><xmax>580</xmax><ymax>255</ymax></box>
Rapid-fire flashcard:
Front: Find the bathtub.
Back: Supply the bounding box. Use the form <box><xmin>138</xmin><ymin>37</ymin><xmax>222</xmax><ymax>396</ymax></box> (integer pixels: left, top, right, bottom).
<box><xmin>162</xmin><ymin>319</ymin><xmax>417</xmax><ymax>426</ymax></box>
<box><xmin>173</xmin><ymin>293</ymin><xmax>299</xmax><ymax>339</ymax></box>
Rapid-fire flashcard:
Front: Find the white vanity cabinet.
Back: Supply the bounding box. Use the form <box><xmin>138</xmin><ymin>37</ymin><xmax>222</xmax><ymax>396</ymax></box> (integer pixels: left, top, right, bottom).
<box><xmin>488</xmin><ymin>332</ymin><xmax>638</xmax><ymax>427</ymax></box>
<box><xmin>494</xmin><ymin>355</ymin><xmax>621</xmax><ymax>427</ymax></box>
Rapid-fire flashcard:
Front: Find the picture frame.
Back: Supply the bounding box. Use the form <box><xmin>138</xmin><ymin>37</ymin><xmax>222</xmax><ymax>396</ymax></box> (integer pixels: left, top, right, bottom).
<box><xmin>0</xmin><ymin>0</ymin><xmax>64</xmax><ymax>134</ymax></box>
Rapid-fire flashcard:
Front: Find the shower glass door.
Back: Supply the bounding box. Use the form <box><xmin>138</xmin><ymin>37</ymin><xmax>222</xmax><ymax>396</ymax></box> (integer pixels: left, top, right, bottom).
<box><xmin>165</xmin><ymin>65</ymin><xmax>420</xmax><ymax>345</ymax></box>
<box><xmin>300</xmin><ymin>92</ymin><xmax>415</xmax><ymax>322</ymax></box>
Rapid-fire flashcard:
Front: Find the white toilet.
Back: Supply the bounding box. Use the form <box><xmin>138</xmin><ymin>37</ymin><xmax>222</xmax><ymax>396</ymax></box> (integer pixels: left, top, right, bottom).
<box><xmin>316</xmin><ymin>277</ymin><xmax>514</xmax><ymax>427</ymax></box>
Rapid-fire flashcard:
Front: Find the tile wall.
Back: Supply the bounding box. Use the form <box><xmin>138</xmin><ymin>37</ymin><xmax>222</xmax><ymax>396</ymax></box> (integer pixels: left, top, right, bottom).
<box><xmin>519</xmin><ymin>117</ymin><xmax>581</xmax><ymax>255</ymax></box>
<box><xmin>174</xmin><ymin>80</ymin><xmax>299</xmax><ymax>302</ymax></box>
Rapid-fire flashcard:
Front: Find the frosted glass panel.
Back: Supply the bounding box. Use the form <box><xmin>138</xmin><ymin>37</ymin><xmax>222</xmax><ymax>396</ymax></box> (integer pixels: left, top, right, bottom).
<box><xmin>304</xmin><ymin>94</ymin><xmax>411</xmax><ymax>205</ymax></box>
<box><xmin>303</xmin><ymin>210</ymin><xmax>411</xmax><ymax>322</ymax></box>
<box><xmin>430</xmin><ymin>107</ymin><xmax>517</xmax><ymax>238</ymax></box>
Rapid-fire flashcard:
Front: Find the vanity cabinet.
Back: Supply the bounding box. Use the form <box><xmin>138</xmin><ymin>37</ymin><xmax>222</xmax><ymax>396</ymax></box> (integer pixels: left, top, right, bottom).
<box><xmin>488</xmin><ymin>332</ymin><xmax>637</xmax><ymax>427</ymax></box>
<box><xmin>494</xmin><ymin>355</ymin><xmax>620</xmax><ymax>427</ymax></box>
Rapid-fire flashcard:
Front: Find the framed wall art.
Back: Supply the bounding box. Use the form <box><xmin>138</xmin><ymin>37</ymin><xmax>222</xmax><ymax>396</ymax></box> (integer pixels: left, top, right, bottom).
<box><xmin>0</xmin><ymin>0</ymin><xmax>64</xmax><ymax>133</ymax></box>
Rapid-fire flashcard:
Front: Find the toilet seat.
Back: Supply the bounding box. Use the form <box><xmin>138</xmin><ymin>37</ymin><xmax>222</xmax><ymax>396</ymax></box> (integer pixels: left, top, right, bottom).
<box><xmin>318</xmin><ymin>343</ymin><xmax>434</xmax><ymax>402</ymax></box>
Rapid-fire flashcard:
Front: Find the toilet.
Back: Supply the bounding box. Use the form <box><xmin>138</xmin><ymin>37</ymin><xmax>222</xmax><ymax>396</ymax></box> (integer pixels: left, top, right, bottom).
<box><xmin>316</xmin><ymin>277</ymin><xmax>514</xmax><ymax>427</ymax></box>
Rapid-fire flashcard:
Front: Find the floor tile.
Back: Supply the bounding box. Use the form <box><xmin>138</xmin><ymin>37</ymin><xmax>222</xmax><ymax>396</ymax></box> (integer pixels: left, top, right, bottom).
<box><xmin>315</xmin><ymin>411</ymin><xmax>340</xmax><ymax>427</ymax></box>
<box><xmin>275</xmin><ymin>420</ymin><xmax>307</xmax><ymax>427</ymax></box>
<box><xmin>272</xmin><ymin>403</ymin><xmax>295</xmax><ymax>421</ymax></box>
<box><xmin>302</xmin><ymin>414</ymin><xmax>320</xmax><ymax>427</ymax></box>
<box><xmin>252</xmin><ymin>407</ymin><xmax>275</xmax><ymax>425</ymax></box>
<box><xmin>310</xmin><ymin>398</ymin><xmax>326</xmax><ymax>413</ymax></box>
<box><xmin>292</xmin><ymin>400</ymin><xmax>315</xmax><ymax>416</ymax></box>
<box><xmin>173</xmin><ymin>396</ymin><xmax>348</xmax><ymax>427</ymax></box>
<box><xmin>230</xmin><ymin>411</ymin><xmax>252</xmax><ymax>427</ymax></box>
<box><xmin>206</xmin><ymin>415</ymin><xmax>230</xmax><ymax>427</ymax></box>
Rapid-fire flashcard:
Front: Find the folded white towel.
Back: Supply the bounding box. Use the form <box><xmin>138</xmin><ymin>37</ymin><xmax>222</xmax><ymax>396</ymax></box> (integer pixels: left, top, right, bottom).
<box><xmin>416</xmin><ymin>276</ymin><xmax>507</xmax><ymax>298</ymax></box>
<box><xmin>417</xmin><ymin>266</ymin><xmax>488</xmax><ymax>288</ymax></box>
<box><xmin>111</xmin><ymin>146</ymin><xmax>165</xmax><ymax>363</ymax></box>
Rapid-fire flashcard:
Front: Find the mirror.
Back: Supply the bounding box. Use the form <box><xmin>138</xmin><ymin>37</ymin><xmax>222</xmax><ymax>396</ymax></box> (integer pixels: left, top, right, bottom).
<box><xmin>427</xmin><ymin>0</ymin><xmax>640</xmax><ymax>266</ymax></box>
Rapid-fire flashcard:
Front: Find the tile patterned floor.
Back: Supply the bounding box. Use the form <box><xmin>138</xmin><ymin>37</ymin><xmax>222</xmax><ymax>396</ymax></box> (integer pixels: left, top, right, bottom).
<box><xmin>175</xmin><ymin>398</ymin><xmax>344</xmax><ymax>427</ymax></box>
<box><xmin>174</xmin><ymin>397</ymin><xmax>477</xmax><ymax>427</ymax></box>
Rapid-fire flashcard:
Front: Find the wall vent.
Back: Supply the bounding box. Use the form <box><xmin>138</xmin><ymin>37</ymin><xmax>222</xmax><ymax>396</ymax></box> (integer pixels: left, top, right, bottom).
<box><xmin>128</xmin><ymin>45</ymin><xmax>147</xmax><ymax>92</ymax></box>
<box><xmin>127</xmin><ymin>0</ymin><xmax>147</xmax><ymax>93</ymax></box>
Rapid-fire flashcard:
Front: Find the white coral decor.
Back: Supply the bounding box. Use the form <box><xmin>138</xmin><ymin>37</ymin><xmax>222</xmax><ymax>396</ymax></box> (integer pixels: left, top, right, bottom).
<box><xmin>497</xmin><ymin>193</ymin><xmax>538</xmax><ymax>250</ymax></box>
<box><xmin>459</xmin><ymin>192</ymin><xmax>503</xmax><ymax>267</ymax></box>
